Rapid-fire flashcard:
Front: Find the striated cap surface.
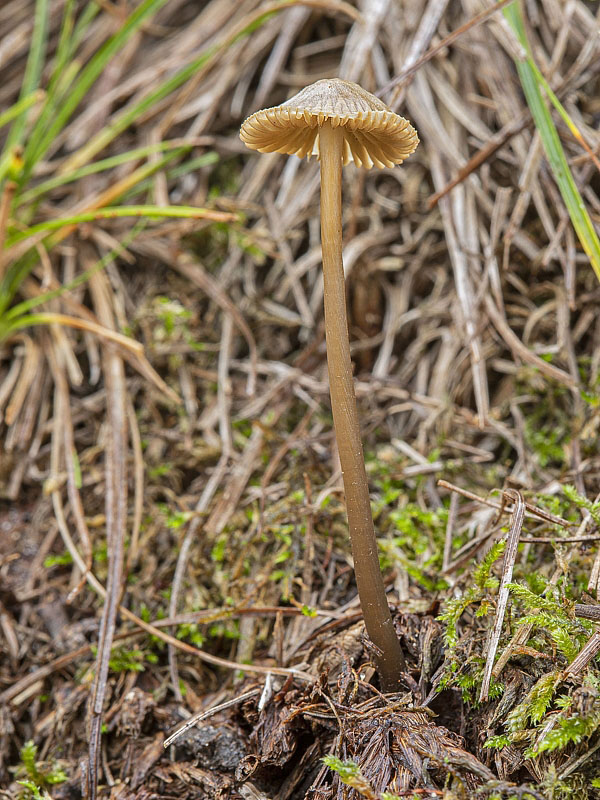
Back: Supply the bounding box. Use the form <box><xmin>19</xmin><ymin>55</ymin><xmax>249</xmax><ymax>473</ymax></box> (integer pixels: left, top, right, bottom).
<box><xmin>240</xmin><ymin>78</ymin><xmax>418</xmax><ymax>169</ymax></box>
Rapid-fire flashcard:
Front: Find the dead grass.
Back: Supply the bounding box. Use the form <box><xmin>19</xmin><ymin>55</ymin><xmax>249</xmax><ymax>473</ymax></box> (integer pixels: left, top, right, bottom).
<box><xmin>1</xmin><ymin>1</ymin><xmax>600</xmax><ymax>799</ymax></box>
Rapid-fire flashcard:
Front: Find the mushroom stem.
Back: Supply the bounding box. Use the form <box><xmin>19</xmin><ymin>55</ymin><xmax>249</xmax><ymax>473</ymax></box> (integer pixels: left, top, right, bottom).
<box><xmin>319</xmin><ymin>121</ymin><xmax>406</xmax><ymax>689</ymax></box>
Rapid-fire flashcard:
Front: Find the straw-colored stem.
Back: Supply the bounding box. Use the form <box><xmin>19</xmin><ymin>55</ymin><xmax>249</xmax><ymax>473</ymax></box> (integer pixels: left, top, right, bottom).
<box><xmin>319</xmin><ymin>121</ymin><xmax>405</xmax><ymax>689</ymax></box>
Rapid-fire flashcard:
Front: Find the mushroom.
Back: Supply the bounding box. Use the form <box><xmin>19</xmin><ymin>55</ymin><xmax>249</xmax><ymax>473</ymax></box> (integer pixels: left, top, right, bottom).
<box><xmin>240</xmin><ymin>79</ymin><xmax>418</xmax><ymax>690</ymax></box>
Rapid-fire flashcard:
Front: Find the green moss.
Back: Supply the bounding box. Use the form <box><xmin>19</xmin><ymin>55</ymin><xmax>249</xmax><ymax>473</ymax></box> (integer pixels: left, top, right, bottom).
<box><xmin>13</xmin><ymin>741</ymin><xmax>67</xmax><ymax>799</ymax></box>
<box><xmin>439</xmin><ymin>540</ymin><xmax>504</xmax><ymax>649</ymax></box>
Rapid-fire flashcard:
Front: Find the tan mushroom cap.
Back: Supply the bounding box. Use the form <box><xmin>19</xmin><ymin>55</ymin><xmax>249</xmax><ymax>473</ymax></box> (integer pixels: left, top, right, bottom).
<box><xmin>240</xmin><ymin>78</ymin><xmax>418</xmax><ymax>169</ymax></box>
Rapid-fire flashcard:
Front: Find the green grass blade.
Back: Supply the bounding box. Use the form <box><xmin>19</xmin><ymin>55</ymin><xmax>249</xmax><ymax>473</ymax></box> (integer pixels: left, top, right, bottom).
<box><xmin>0</xmin><ymin>198</ymin><xmax>231</xmax><ymax>315</ymax></box>
<box><xmin>16</xmin><ymin>147</ymin><xmax>189</xmax><ymax>229</ymax></box>
<box><xmin>23</xmin><ymin>0</ymin><xmax>171</xmax><ymax>175</ymax></box>
<box><xmin>18</xmin><ymin>143</ymin><xmax>200</xmax><ymax>206</ymax></box>
<box><xmin>118</xmin><ymin>152</ymin><xmax>219</xmax><ymax>203</ymax></box>
<box><xmin>51</xmin><ymin>0</ymin><xmax>77</xmax><ymax>77</ymax></box>
<box><xmin>6</xmin><ymin>205</ymin><xmax>235</xmax><ymax>246</ymax></box>
<box><xmin>528</xmin><ymin>68</ymin><xmax>598</xmax><ymax>164</ymax></box>
<box><xmin>59</xmin><ymin>1</ymin><xmax>299</xmax><ymax>173</ymax></box>
<box><xmin>4</xmin><ymin>223</ymin><xmax>145</xmax><ymax>322</ymax></box>
<box><xmin>21</xmin><ymin>1</ymin><xmax>99</xmax><ymax>176</ymax></box>
<box><xmin>1</xmin><ymin>153</ymin><xmax>207</xmax><ymax>313</ymax></box>
<box><xmin>0</xmin><ymin>251</ymin><xmax>40</xmax><ymax>318</ymax></box>
<box><xmin>0</xmin><ymin>312</ymin><xmax>142</xmax><ymax>349</ymax></box>
<box><xmin>504</xmin><ymin>1</ymin><xmax>600</xmax><ymax>282</ymax></box>
<box><xmin>22</xmin><ymin>62</ymin><xmax>81</xmax><ymax>176</ymax></box>
<box><xmin>59</xmin><ymin>51</ymin><xmax>223</xmax><ymax>175</ymax></box>
<box><xmin>0</xmin><ymin>91</ymin><xmax>45</xmax><ymax>133</ymax></box>
<box><xmin>71</xmin><ymin>1</ymin><xmax>102</xmax><ymax>45</ymax></box>
<box><xmin>506</xmin><ymin>12</ymin><xmax>600</xmax><ymax>173</ymax></box>
<box><xmin>0</xmin><ymin>148</ymin><xmax>22</xmax><ymax>184</ymax></box>
<box><xmin>4</xmin><ymin>0</ymin><xmax>49</xmax><ymax>153</ymax></box>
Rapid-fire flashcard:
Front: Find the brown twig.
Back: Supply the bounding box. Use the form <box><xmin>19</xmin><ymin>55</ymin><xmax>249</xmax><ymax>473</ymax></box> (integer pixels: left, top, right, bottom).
<box><xmin>437</xmin><ymin>479</ymin><xmax>573</xmax><ymax>528</ymax></box>
<box><xmin>86</xmin><ymin>269</ymin><xmax>129</xmax><ymax>800</ymax></box>
<box><xmin>381</xmin><ymin>0</ymin><xmax>515</xmax><ymax>102</ymax></box>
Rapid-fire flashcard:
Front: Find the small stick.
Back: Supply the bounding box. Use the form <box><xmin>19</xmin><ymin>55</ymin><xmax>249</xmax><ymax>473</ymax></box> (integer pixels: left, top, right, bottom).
<box><xmin>520</xmin><ymin>535</ymin><xmax>600</xmax><ymax>543</ymax></box>
<box><xmin>427</xmin><ymin>114</ymin><xmax>529</xmax><ymax>209</ymax></box>
<box><xmin>480</xmin><ymin>490</ymin><xmax>525</xmax><ymax>703</ymax></box>
<box><xmin>494</xmin><ymin>552</ymin><xmax>582</xmax><ymax>681</ymax></box>
<box><xmin>442</xmin><ymin>492</ymin><xmax>459</xmax><ymax>572</ymax></box>
<box><xmin>584</xmin><ymin>492</ymin><xmax>600</xmax><ymax>596</ymax></box>
<box><xmin>163</xmin><ymin>688</ymin><xmax>261</xmax><ymax>748</ymax></box>
<box><xmin>563</xmin><ymin>632</ymin><xmax>600</xmax><ymax>679</ymax></box>
<box><xmin>437</xmin><ymin>479</ymin><xmax>572</xmax><ymax>527</ymax></box>
<box><xmin>381</xmin><ymin>0</ymin><xmax>515</xmax><ymax>100</ymax></box>
<box><xmin>559</xmin><ymin>737</ymin><xmax>600</xmax><ymax>780</ymax></box>
<box><xmin>574</xmin><ymin>604</ymin><xmax>600</xmax><ymax>622</ymax></box>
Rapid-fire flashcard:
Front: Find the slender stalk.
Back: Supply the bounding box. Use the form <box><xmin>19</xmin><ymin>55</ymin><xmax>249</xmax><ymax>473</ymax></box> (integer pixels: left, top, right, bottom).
<box><xmin>319</xmin><ymin>121</ymin><xmax>405</xmax><ymax>689</ymax></box>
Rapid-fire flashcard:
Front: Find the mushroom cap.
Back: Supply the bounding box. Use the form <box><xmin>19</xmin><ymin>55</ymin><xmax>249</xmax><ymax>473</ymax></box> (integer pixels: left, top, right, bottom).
<box><xmin>240</xmin><ymin>78</ymin><xmax>418</xmax><ymax>169</ymax></box>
